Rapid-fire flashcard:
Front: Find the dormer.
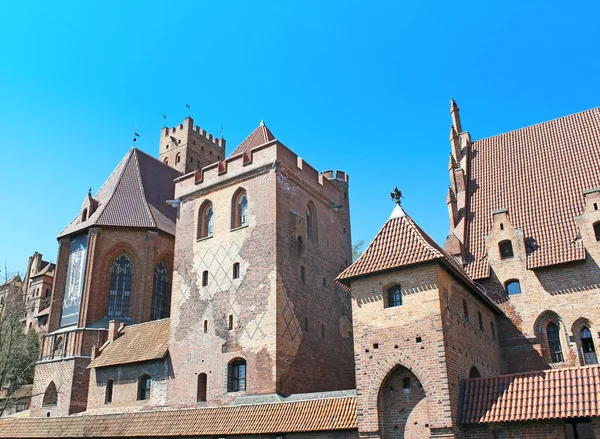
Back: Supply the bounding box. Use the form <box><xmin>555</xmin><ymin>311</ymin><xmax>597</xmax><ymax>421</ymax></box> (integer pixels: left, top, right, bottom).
<box><xmin>484</xmin><ymin>209</ymin><xmax>526</xmax><ymax>265</ymax></box>
<box><xmin>80</xmin><ymin>188</ymin><xmax>98</xmax><ymax>223</ymax></box>
<box><xmin>575</xmin><ymin>188</ymin><xmax>600</xmax><ymax>253</ymax></box>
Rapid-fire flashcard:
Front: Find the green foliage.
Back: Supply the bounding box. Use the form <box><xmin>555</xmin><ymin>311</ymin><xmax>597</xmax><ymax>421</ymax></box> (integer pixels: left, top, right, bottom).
<box><xmin>352</xmin><ymin>240</ymin><xmax>364</xmax><ymax>262</ymax></box>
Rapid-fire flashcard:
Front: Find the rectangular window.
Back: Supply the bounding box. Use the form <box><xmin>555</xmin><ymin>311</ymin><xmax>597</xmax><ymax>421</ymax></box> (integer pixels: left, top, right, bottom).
<box><xmin>233</xmin><ymin>263</ymin><xmax>240</xmax><ymax>279</ymax></box>
<box><xmin>202</xmin><ymin>271</ymin><xmax>209</xmax><ymax>286</ymax></box>
<box><xmin>228</xmin><ymin>315</ymin><xmax>233</xmax><ymax>330</ymax></box>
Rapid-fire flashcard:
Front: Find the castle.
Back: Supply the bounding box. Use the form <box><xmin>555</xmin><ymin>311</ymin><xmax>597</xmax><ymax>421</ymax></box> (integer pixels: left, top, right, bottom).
<box><xmin>1</xmin><ymin>102</ymin><xmax>600</xmax><ymax>439</ymax></box>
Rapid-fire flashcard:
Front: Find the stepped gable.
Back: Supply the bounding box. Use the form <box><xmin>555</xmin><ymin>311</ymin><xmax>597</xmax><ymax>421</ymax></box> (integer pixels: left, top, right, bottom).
<box><xmin>0</xmin><ymin>394</ymin><xmax>357</xmax><ymax>437</ymax></box>
<box><xmin>58</xmin><ymin>148</ymin><xmax>180</xmax><ymax>238</ymax></box>
<box><xmin>337</xmin><ymin>205</ymin><xmax>497</xmax><ymax>308</ymax></box>
<box><xmin>459</xmin><ymin>364</ymin><xmax>600</xmax><ymax>424</ymax></box>
<box><xmin>464</xmin><ymin>107</ymin><xmax>600</xmax><ymax>279</ymax></box>
<box><xmin>228</xmin><ymin>120</ymin><xmax>276</xmax><ymax>157</ymax></box>
<box><xmin>89</xmin><ymin>319</ymin><xmax>170</xmax><ymax>368</ymax></box>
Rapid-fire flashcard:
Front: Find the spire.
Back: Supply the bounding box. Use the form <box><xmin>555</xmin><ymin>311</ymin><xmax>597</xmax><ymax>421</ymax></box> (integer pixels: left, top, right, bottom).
<box><xmin>450</xmin><ymin>124</ymin><xmax>461</xmax><ymax>161</ymax></box>
<box><xmin>259</xmin><ymin>119</ymin><xmax>265</xmax><ymax>127</ymax></box>
<box><xmin>450</xmin><ymin>98</ymin><xmax>462</xmax><ymax>134</ymax></box>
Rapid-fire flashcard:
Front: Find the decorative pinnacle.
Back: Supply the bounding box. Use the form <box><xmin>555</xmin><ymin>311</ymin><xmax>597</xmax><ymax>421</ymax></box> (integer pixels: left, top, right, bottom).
<box><xmin>390</xmin><ymin>187</ymin><xmax>403</xmax><ymax>206</ymax></box>
<box><xmin>259</xmin><ymin>119</ymin><xmax>265</xmax><ymax>127</ymax></box>
<box><xmin>88</xmin><ymin>187</ymin><xmax>92</xmax><ymax>195</ymax></box>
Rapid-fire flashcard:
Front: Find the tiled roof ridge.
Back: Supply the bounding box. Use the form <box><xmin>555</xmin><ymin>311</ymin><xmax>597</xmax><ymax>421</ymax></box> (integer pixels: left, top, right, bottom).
<box><xmin>229</xmin><ymin>122</ymin><xmax>277</xmax><ymax>158</ymax></box>
<box><xmin>120</xmin><ymin>317</ymin><xmax>170</xmax><ymax>331</ymax></box>
<box><xmin>465</xmin><ymin>363</ymin><xmax>600</xmax><ymax>382</ymax></box>
<box><xmin>130</xmin><ymin>150</ymin><xmax>156</xmax><ymax>229</ymax></box>
<box><xmin>472</xmin><ymin>106</ymin><xmax>600</xmax><ymax>144</ymax></box>
<box><xmin>95</xmin><ymin>149</ymin><xmax>140</xmax><ymax>225</ymax></box>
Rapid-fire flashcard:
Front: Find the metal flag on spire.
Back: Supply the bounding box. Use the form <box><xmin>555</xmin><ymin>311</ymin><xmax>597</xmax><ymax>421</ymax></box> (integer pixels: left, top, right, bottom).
<box><xmin>133</xmin><ymin>130</ymin><xmax>140</xmax><ymax>147</ymax></box>
<box><xmin>185</xmin><ymin>103</ymin><xmax>191</xmax><ymax>117</ymax></box>
<box><xmin>162</xmin><ymin>114</ymin><xmax>167</xmax><ymax>127</ymax></box>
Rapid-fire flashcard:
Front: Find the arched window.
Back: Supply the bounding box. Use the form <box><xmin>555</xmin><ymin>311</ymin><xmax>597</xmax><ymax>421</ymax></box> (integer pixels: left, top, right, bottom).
<box><xmin>81</xmin><ymin>208</ymin><xmax>88</xmax><ymax>222</ymax></box>
<box><xmin>44</xmin><ymin>288</ymin><xmax>49</xmax><ymax>298</ymax></box>
<box><xmin>164</xmin><ymin>158</ymin><xmax>169</xmax><ymax>165</ymax></box>
<box><xmin>150</xmin><ymin>261</ymin><xmax>170</xmax><ymax>320</ymax></box>
<box><xmin>197</xmin><ymin>201</ymin><xmax>213</xmax><ymax>239</ymax></box>
<box><xmin>581</xmin><ymin>327</ymin><xmax>598</xmax><ymax>365</ymax></box>
<box><xmin>547</xmin><ymin>322</ymin><xmax>564</xmax><ymax>363</ymax></box>
<box><xmin>228</xmin><ymin>359</ymin><xmax>246</xmax><ymax>392</ymax></box>
<box><xmin>463</xmin><ymin>299</ymin><xmax>470</xmax><ymax>322</ymax></box>
<box><xmin>42</xmin><ymin>382</ymin><xmax>58</xmax><ymax>406</ymax></box>
<box><xmin>594</xmin><ymin>222</ymin><xmax>600</xmax><ymax>241</ymax></box>
<box><xmin>197</xmin><ymin>373</ymin><xmax>207</xmax><ymax>402</ymax></box>
<box><xmin>469</xmin><ymin>366</ymin><xmax>481</xmax><ymax>378</ymax></box>
<box><xmin>108</xmin><ymin>254</ymin><xmax>133</xmax><ymax>318</ymax></box>
<box><xmin>137</xmin><ymin>374</ymin><xmax>151</xmax><ymax>400</ymax></box>
<box><xmin>53</xmin><ymin>336</ymin><xmax>64</xmax><ymax>357</ymax></box>
<box><xmin>105</xmin><ymin>379</ymin><xmax>114</xmax><ymax>404</ymax></box>
<box><xmin>498</xmin><ymin>240</ymin><xmax>514</xmax><ymax>258</ymax></box>
<box><xmin>306</xmin><ymin>201</ymin><xmax>317</xmax><ymax>241</ymax></box>
<box><xmin>231</xmin><ymin>189</ymin><xmax>248</xmax><ymax>229</ymax></box>
<box><xmin>387</xmin><ymin>285</ymin><xmax>402</xmax><ymax>308</ymax></box>
<box><xmin>176</xmin><ymin>153</ymin><xmax>181</xmax><ymax>164</ymax></box>
<box><xmin>505</xmin><ymin>280</ymin><xmax>521</xmax><ymax>295</ymax></box>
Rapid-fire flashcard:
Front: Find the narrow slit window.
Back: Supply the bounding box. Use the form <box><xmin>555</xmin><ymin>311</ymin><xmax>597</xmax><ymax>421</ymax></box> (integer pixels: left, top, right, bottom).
<box><xmin>105</xmin><ymin>379</ymin><xmax>114</xmax><ymax>404</ymax></box>
<box><xmin>594</xmin><ymin>222</ymin><xmax>600</xmax><ymax>241</ymax></box>
<box><xmin>203</xmin><ymin>320</ymin><xmax>208</xmax><ymax>333</ymax></box>
<box><xmin>402</xmin><ymin>377</ymin><xmax>411</xmax><ymax>390</ymax></box>
<box><xmin>197</xmin><ymin>373</ymin><xmax>207</xmax><ymax>402</ymax></box>
<box><xmin>233</xmin><ymin>263</ymin><xmax>240</xmax><ymax>279</ymax></box>
<box><xmin>228</xmin><ymin>315</ymin><xmax>233</xmax><ymax>330</ymax></box>
<box><xmin>202</xmin><ymin>271</ymin><xmax>208</xmax><ymax>287</ymax></box>
<box><xmin>463</xmin><ymin>300</ymin><xmax>470</xmax><ymax>322</ymax></box>
<box><xmin>478</xmin><ymin>311</ymin><xmax>484</xmax><ymax>332</ymax></box>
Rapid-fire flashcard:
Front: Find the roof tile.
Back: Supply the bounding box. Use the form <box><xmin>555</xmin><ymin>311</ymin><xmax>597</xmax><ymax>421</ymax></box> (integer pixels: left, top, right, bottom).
<box><xmin>89</xmin><ymin>319</ymin><xmax>170</xmax><ymax>368</ymax></box>
<box><xmin>0</xmin><ymin>395</ymin><xmax>357</xmax><ymax>437</ymax></box>
<box><xmin>464</xmin><ymin>107</ymin><xmax>600</xmax><ymax>278</ymax></box>
<box><xmin>459</xmin><ymin>364</ymin><xmax>600</xmax><ymax>423</ymax></box>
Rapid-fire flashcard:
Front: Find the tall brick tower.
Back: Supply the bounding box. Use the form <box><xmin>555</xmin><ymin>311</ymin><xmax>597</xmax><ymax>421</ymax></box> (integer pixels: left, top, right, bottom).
<box><xmin>168</xmin><ymin>121</ymin><xmax>355</xmax><ymax>406</ymax></box>
<box><xmin>158</xmin><ymin>117</ymin><xmax>226</xmax><ymax>174</ymax></box>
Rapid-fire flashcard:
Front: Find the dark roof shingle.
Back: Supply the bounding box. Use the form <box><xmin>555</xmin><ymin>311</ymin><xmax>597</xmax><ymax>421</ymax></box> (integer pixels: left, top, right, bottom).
<box><xmin>59</xmin><ymin>148</ymin><xmax>179</xmax><ymax>238</ymax></box>
<box><xmin>464</xmin><ymin>107</ymin><xmax>600</xmax><ymax>279</ymax></box>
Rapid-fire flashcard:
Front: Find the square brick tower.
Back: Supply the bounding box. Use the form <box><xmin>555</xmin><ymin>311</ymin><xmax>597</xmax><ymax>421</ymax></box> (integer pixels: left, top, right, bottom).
<box><xmin>168</xmin><ymin>121</ymin><xmax>355</xmax><ymax>406</ymax></box>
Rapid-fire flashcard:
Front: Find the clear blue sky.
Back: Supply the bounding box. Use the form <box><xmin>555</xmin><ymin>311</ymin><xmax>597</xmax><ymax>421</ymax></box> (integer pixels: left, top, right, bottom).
<box><xmin>1</xmin><ymin>1</ymin><xmax>599</xmax><ymax>275</ymax></box>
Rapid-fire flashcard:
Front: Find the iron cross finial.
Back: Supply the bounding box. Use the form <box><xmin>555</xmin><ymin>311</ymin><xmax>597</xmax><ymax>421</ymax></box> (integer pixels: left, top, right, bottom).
<box><xmin>390</xmin><ymin>187</ymin><xmax>403</xmax><ymax>205</ymax></box>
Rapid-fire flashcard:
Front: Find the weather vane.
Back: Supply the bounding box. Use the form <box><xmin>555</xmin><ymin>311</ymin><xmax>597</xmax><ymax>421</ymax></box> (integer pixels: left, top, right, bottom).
<box><xmin>390</xmin><ymin>187</ymin><xmax>403</xmax><ymax>205</ymax></box>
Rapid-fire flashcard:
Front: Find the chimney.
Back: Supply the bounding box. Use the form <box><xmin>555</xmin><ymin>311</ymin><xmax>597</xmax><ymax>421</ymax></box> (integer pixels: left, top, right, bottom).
<box><xmin>108</xmin><ymin>319</ymin><xmax>120</xmax><ymax>343</ymax></box>
<box><xmin>450</xmin><ymin>99</ymin><xmax>462</xmax><ymax>134</ymax></box>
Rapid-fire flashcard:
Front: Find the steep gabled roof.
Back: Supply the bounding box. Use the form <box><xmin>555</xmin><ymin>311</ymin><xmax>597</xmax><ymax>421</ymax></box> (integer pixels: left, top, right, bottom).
<box><xmin>88</xmin><ymin>319</ymin><xmax>170</xmax><ymax>368</ymax></box>
<box><xmin>59</xmin><ymin>148</ymin><xmax>180</xmax><ymax>238</ymax></box>
<box><xmin>228</xmin><ymin>120</ymin><xmax>276</xmax><ymax>157</ymax></box>
<box><xmin>337</xmin><ymin>205</ymin><xmax>498</xmax><ymax>310</ymax></box>
<box><xmin>459</xmin><ymin>364</ymin><xmax>600</xmax><ymax>424</ymax></box>
<box><xmin>464</xmin><ymin>107</ymin><xmax>600</xmax><ymax>279</ymax></box>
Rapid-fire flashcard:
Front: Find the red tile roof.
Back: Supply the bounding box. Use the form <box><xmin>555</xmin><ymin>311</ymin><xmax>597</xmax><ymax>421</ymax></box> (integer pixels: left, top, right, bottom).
<box><xmin>228</xmin><ymin>120</ymin><xmax>276</xmax><ymax>157</ymax></box>
<box><xmin>89</xmin><ymin>319</ymin><xmax>170</xmax><ymax>368</ymax></box>
<box><xmin>459</xmin><ymin>365</ymin><xmax>600</xmax><ymax>424</ymax></box>
<box><xmin>0</xmin><ymin>395</ymin><xmax>357</xmax><ymax>437</ymax></box>
<box><xmin>464</xmin><ymin>107</ymin><xmax>600</xmax><ymax>279</ymax></box>
<box><xmin>337</xmin><ymin>206</ymin><xmax>498</xmax><ymax>309</ymax></box>
<box><xmin>59</xmin><ymin>148</ymin><xmax>180</xmax><ymax>238</ymax></box>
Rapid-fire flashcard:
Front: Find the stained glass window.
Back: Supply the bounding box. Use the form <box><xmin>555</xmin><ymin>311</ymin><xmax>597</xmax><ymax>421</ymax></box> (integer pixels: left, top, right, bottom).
<box><xmin>150</xmin><ymin>261</ymin><xmax>170</xmax><ymax>320</ymax></box>
<box><xmin>107</xmin><ymin>254</ymin><xmax>133</xmax><ymax>318</ymax></box>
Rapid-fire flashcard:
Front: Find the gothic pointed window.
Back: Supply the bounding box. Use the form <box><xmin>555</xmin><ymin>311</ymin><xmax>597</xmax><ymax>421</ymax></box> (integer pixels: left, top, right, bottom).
<box><xmin>197</xmin><ymin>201</ymin><xmax>213</xmax><ymax>239</ymax></box>
<box><xmin>581</xmin><ymin>327</ymin><xmax>598</xmax><ymax>365</ymax></box>
<box><xmin>108</xmin><ymin>254</ymin><xmax>133</xmax><ymax>318</ymax></box>
<box><xmin>547</xmin><ymin>322</ymin><xmax>564</xmax><ymax>363</ymax></box>
<box><xmin>43</xmin><ymin>382</ymin><xmax>58</xmax><ymax>406</ymax></box>
<box><xmin>231</xmin><ymin>188</ymin><xmax>248</xmax><ymax>229</ymax></box>
<box><xmin>150</xmin><ymin>261</ymin><xmax>170</xmax><ymax>320</ymax></box>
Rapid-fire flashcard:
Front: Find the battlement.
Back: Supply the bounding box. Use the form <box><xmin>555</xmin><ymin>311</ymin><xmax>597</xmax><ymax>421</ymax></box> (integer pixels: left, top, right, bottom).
<box><xmin>175</xmin><ymin>139</ymin><xmax>349</xmax><ymax>206</ymax></box>
<box><xmin>160</xmin><ymin>117</ymin><xmax>226</xmax><ymax>149</ymax></box>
